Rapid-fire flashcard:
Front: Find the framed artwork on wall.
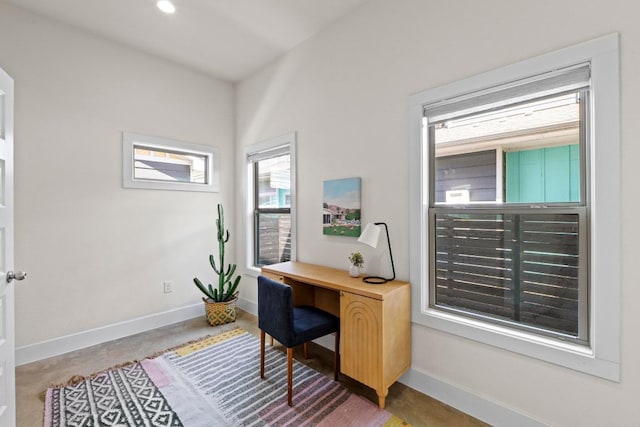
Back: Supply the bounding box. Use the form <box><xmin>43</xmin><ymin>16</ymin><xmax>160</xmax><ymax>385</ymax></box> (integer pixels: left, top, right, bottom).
<box><xmin>322</xmin><ymin>177</ymin><xmax>361</xmax><ymax>237</ymax></box>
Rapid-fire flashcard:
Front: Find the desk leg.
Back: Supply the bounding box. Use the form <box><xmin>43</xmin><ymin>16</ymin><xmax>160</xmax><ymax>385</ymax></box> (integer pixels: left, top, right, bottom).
<box><xmin>376</xmin><ymin>389</ymin><xmax>388</xmax><ymax>409</ymax></box>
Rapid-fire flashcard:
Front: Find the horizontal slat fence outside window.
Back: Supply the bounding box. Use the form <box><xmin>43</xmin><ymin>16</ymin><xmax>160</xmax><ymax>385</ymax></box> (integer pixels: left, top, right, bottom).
<box><xmin>257</xmin><ymin>213</ymin><xmax>291</xmax><ymax>266</ymax></box>
<box><xmin>432</xmin><ymin>211</ymin><xmax>582</xmax><ymax>339</ymax></box>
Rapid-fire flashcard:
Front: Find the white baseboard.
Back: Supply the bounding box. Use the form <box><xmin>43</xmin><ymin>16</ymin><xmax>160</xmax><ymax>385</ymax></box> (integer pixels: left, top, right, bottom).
<box><xmin>399</xmin><ymin>368</ymin><xmax>547</xmax><ymax>427</ymax></box>
<box><xmin>237</xmin><ymin>296</ymin><xmax>257</xmax><ymax>316</ymax></box>
<box><xmin>15</xmin><ymin>303</ymin><xmax>203</xmax><ymax>366</ymax></box>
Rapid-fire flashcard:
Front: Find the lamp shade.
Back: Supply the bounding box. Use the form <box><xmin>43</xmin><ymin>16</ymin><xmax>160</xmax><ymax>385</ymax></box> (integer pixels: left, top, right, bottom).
<box><xmin>358</xmin><ymin>223</ymin><xmax>380</xmax><ymax>248</ymax></box>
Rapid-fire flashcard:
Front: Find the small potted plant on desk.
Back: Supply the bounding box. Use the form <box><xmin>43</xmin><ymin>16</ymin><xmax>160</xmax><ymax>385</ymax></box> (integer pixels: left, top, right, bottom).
<box><xmin>193</xmin><ymin>203</ymin><xmax>241</xmax><ymax>326</ymax></box>
<box><xmin>348</xmin><ymin>252</ymin><xmax>364</xmax><ymax>278</ymax></box>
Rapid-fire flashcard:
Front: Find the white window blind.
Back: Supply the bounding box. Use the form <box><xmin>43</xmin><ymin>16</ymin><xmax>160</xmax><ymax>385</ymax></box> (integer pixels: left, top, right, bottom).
<box><xmin>424</xmin><ymin>63</ymin><xmax>590</xmax><ymax>123</ymax></box>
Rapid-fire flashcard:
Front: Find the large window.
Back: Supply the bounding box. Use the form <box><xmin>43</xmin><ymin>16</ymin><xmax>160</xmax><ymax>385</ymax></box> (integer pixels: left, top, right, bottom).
<box><xmin>429</xmin><ymin>77</ymin><xmax>589</xmax><ymax>344</ymax></box>
<box><xmin>246</xmin><ymin>133</ymin><xmax>296</xmax><ymax>269</ymax></box>
<box><xmin>409</xmin><ymin>35</ymin><xmax>620</xmax><ymax>379</ymax></box>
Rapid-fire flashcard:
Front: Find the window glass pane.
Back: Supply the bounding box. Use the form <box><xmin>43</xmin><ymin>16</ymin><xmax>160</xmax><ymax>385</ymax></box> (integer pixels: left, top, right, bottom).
<box><xmin>257</xmin><ymin>213</ymin><xmax>291</xmax><ymax>266</ymax></box>
<box><xmin>133</xmin><ymin>145</ymin><xmax>208</xmax><ymax>184</ymax></box>
<box><xmin>435</xmin><ymin>150</ymin><xmax>497</xmax><ymax>203</ymax></box>
<box><xmin>434</xmin><ymin>211</ymin><xmax>582</xmax><ymax>339</ymax></box>
<box><xmin>432</xmin><ymin>92</ymin><xmax>581</xmax><ymax>205</ymax></box>
<box><xmin>257</xmin><ymin>154</ymin><xmax>290</xmax><ymax>208</ymax></box>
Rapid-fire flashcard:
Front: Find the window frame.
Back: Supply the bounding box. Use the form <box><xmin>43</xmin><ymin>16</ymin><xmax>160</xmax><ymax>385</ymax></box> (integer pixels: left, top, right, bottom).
<box><xmin>244</xmin><ymin>133</ymin><xmax>297</xmax><ymax>276</ymax></box>
<box><xmin>122</xmin><ymin>132</ymin><xmax>219</xmax><ymax>192</ymax></box>
<box><xmin>409</xmin><ymin>34</ymin><xmax>620</xmax><ymax>380</ymax></box>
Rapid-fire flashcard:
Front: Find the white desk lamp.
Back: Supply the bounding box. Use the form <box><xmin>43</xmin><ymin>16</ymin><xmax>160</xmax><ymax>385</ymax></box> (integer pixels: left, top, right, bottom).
<box><xmin>357</xmin><ymin>222</ymin><xmax>396</xmax><ymax>284</ymax></box>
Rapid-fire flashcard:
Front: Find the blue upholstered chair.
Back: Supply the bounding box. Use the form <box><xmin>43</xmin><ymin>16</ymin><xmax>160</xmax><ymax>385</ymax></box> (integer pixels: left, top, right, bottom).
<box><xmin>258</xmin><ymin>275</ymin><xmax>340</xmax><ymax>406</ymax></box>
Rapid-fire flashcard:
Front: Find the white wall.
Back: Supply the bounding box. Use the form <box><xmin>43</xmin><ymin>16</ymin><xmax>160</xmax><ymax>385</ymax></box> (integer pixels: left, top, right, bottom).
<box><xmin>236</xmin><ymin>0</ymin><xmax>640</xmax><ymax>425</ymax></box>
<box><xmin>0</xmin><ymin>3</ymin><xmax>236</xmax><ymax>348</ymax></box>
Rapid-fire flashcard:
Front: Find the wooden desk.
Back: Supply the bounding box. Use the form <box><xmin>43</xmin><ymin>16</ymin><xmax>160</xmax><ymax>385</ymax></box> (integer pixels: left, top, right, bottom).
<box><xmin>261</xmin><ymin>261</ymin><xmax>411</xmax><ymax>409</ymax></box>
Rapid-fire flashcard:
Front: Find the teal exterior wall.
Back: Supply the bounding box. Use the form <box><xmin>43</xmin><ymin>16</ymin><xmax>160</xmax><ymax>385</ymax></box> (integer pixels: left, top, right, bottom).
<box><xmin>505</xmin><ymin>145</ymin><xmax>580</xmax><ymax>203</ymax></box>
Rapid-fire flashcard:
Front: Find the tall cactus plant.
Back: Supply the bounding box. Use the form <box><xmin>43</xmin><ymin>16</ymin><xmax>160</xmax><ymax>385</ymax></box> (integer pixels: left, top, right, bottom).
<box><xmin>194</xmin><ymin>204</ymin><xmax>241</xmax><ymax>302</ymax></box>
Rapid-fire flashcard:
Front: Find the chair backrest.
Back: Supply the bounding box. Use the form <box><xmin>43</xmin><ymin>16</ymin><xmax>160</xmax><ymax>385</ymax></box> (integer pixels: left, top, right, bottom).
<box><xmin>258</xmin><ymin>275</ymin><xmax>295</xmax><ymax>345</ymax></box>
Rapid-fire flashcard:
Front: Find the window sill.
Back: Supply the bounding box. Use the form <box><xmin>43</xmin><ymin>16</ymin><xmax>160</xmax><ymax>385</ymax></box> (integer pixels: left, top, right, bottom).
<box><xmin>245</xmin><ymin>266</ymin><xmax>261</xmax><ymax>278</ymax></box>
<box><xmin>412</xmin><ymin>305</ymin><xmax>619</xmax><ymax>381</ymax></box>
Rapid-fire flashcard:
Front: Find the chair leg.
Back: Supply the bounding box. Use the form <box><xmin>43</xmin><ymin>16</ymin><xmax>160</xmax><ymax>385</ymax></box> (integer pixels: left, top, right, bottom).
<box><xmin>270</xmin><ymin>335</ymin><xmax>274</xmax><ymax>346</ymax></box>
<box><xmin>303</xmin><ymin>342</ymin><xmax>309</xmax><ymax>359</ymax></box>
<box><xmin>260</xmin><ymin>330</ymin><xmax>265</xmax><ymax>379</ymax></box>
<box><xmin>334</xmin><ymin>330</ymin><xmax>340</xmax><ymax>381</ymax></box>
<box><xmin>287</xmin><ymin>347</ymin><xmax>294</xmax><ymax>406</ymax></box>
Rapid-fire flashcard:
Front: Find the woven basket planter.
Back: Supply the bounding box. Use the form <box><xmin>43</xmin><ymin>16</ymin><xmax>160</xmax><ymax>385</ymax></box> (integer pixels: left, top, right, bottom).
<box><xmin>203</xmin><ymin>296</ymin><xmax>238</xmax><ymax>326</ymax></box>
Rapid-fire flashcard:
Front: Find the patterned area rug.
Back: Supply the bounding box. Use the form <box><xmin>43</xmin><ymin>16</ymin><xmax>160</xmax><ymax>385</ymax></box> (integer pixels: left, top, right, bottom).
<box><xmin>44</xmin><ymin>328</ymin><xmax>410</xmax><ymax>426</ymax></box>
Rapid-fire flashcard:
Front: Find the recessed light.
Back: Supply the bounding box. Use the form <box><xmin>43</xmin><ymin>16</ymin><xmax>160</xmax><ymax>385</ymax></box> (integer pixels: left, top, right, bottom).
<box><xmin>157</xmin><ymin>0</ymin><xmax>176</xmax><ymax>14</ymax></box>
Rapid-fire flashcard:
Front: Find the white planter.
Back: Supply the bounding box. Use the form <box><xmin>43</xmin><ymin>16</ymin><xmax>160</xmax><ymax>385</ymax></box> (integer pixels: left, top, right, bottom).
<box><xmin>349</xmin><ymin>265</ymin><xmax>361</xmax><ymax>278</ymax></box>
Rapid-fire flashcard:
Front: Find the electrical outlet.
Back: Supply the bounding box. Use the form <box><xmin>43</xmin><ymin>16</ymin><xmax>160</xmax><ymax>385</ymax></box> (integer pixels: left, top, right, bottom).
<box><xmin>163</xmin><ymin>281</ymin><xmax>173</xmax><ymax>294</ymax></box>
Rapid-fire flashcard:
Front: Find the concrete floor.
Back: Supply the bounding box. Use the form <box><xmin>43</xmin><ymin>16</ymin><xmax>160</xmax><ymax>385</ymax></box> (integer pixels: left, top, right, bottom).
<box><xmin>17</xmin><ymin>308</ymin><xmax>488</xmax><ymax>426</ymax></box>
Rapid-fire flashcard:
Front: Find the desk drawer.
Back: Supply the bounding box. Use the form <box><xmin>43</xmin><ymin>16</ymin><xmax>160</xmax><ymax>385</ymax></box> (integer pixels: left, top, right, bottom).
<box><xmin>261</xmin><ymin>272</ymin><xmax>285</xmax><ymax>283</ymax></box>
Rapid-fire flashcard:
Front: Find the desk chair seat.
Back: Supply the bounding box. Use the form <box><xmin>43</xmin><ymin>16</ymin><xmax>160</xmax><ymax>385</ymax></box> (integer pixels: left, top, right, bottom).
<box><xmin>258</xmin><ymin>275</ymin><xmax>340</xmax><ymax>406</ymax></box>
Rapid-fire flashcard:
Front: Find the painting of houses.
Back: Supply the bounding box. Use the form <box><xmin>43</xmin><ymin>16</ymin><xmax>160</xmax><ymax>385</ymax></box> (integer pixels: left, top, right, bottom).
<box><xmin>322</xmin><ymin>177</ymin><xmax>361</xmax><ymax>237</ymax></box>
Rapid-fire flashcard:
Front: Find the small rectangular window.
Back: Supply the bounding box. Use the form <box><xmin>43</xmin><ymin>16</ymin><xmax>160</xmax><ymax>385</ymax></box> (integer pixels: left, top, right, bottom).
<box><xmin>123</xmin><ymin>132</ymin><xmax>219</xmax><ymax>192</ymax></box>
<box><xmin>133</xmin><ymin>146</ymin><xmax>208</xmax><ymax>184</ymax></box>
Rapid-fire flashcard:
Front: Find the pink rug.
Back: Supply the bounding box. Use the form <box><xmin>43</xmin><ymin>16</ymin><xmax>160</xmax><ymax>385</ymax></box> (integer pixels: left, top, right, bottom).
<box><xmin>45</xmin><ymin>328</ymin><xmax>410</xmax><ymax>426</ymax></box>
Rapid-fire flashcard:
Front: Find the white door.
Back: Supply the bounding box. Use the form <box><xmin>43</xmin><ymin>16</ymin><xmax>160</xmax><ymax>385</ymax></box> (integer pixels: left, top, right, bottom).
<box><xmin>0</xmin><ymin>66</ymin><xmax>18</xmax><ymax>427</ymax></box>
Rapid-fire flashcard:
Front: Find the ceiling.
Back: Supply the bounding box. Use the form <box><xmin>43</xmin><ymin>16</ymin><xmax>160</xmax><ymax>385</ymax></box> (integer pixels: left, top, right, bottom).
<box><xmin>7</xmin><ymin>0</ymin><xmax>370</xmax><ymax>82</ymax></box>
